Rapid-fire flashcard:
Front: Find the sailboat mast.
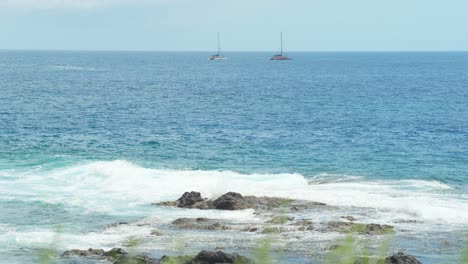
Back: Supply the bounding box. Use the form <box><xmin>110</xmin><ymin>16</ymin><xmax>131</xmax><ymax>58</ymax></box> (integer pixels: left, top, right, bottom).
<box><xmin>280</xmin><ymin>32</ymin><xmax>283</xmax><ymax>56</ymax></box>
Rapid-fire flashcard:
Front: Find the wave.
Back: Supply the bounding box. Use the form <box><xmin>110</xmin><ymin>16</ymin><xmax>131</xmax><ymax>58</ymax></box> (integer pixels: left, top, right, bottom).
<box><xmin>1</xmin><ymin>160</ymin><xmax>467</xmax><ymax>225</ymax></box>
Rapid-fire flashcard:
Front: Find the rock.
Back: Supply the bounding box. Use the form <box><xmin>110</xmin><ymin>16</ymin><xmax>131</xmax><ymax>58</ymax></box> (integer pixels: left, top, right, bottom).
<box><xmin>150</xmin><ymin>230</ymin><xmax>163</xmax><ymax>236</ymax></box>
<box><xmin>62</xmin><ymin>248</ymin><xmax>106</xmax><ymax>257</ymax></box>
<box><xmin>242</xmin><ymin>227</ymin><xmax>258</xmax><ymax>232</ymax></box>
<box><xmin>62</xmin><ymin>248</ymin><xmax>159</xmax><ymax>264</ymax></box>
<box><xmin>172</xmin><ymin>218</ymin><xmax>229</xmax><ymax>230</ymax></box>
<box><xmin>326</xmin><ymin>222</ymin><xmax>394</xmax><ymax>235</ymax></box>
<box><xmin>190</xmin><ymin>250</ymin><xmax>250</xmax><ymax>264</ymax></box>
<box><xmin>160</xmin><ymin>255</ymin><xmax>194</xmax><ymax>264</ymax></box>
<box><xmin>385</xmin><ymin>252</ymin><xmax>421</xmax><ymax>264</ymax></box>
<box><xmin>106</xmin><ymin>221</ymin><xmax>129</xmax><ymax>228</ymax></box>
<box><xmin>341</xmin><ymin>216</ymin><xmax>357</xmax><ymax>221</ymax></box>
<box><xmin>154</xmin><ymin>191</ymin><xmax>213</xmax><ymax>209</ymax></box>
<box><xmin>177</xmin><ymin>191</ymin><xmax>204</xmax><ymax>207</ymax></box>
<box><xmin>365</xmin><ymin>223</ymin><xmax>394</xmax><ymax>235</ymax></box>
<box><xmin>155</xmin><ymin>192</ymin><xmax>327</xmax><ymax>212</ymax></box>
<box><xmin>213</xmin><ymin>192</ymin><xmax>250</xmax><ymax>210</ymax></box>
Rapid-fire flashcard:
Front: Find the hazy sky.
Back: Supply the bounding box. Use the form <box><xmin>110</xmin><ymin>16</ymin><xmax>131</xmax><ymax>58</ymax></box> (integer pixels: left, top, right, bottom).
<box><xmin>0</xmin><ymin>0</ymin><xmax>467</xmax><ymax>51</ymax></box>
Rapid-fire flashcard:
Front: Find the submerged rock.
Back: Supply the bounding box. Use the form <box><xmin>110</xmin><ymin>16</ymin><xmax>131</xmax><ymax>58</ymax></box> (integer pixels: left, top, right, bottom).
<box><xmin>326</xmin><ymin>221</ymin><xmax>394</xmax><ymax>235</ymax></box>
<box><xmin>172</xmin><ymin>218</ymin><xmax>229</xmax><ymax>230</ymax></box>
<box><xmin>385</xmin><ymin>252</ymin><xmax>421</xmax><ymax>264</ymax></box>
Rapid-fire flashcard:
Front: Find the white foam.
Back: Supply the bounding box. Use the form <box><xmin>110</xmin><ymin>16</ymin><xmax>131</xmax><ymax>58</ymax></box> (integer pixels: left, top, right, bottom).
<box><xmin>1</xmin><ymin>160</ymin><xmax>467</xmax><ymax>226</ymax></box>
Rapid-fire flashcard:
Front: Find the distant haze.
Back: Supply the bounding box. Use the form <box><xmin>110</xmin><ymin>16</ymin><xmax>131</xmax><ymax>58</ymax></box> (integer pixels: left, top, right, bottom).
<box><xmin>0</xmin><ymin>0</ymin><xmax>467</xmax><ymax>51</ymax></box>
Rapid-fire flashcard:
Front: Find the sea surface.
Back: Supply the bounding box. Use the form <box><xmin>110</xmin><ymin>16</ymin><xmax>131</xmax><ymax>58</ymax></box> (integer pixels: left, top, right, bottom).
<box><xmin>0</xmin><ymin>51</ymin><xmax>467</xmax><ymax>263</ymax></box>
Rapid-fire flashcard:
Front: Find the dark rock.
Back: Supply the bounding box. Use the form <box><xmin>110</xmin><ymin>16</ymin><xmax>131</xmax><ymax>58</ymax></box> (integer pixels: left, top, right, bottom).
<box><xmin>177</xmin><ymin>192</ymin><xmax>204</xmax><ymax>207</ymax></box>
<box><xmin>190</xmin><ymin>250</ymin><xmax>250</xmax><ymax>264</ymax></box>
<box><xmin>154</xmin><ymin>192</ymin><xmax>213</xmax><ymax>209</ymax></box>
<box><xmin>385</xmin><ymin>252</ymin><xmax>421</xmax><ymax>264</ymax></box>
<box><xmin>62</xmin><ymin>248</ymin><xmax>106</xmax><ymax>257</ymax></box>
<box><xmin>62</xmin><ymin>248</ymin><xmax>159</xmax><ymax>264</ymax></box>
<box><xmin>155</xmin><ymin>192</ymin><xmax>326</xmax><ymax>211</ymax></box>
<box><xmin>213</xmin><ymin>192</ymin><xmax>250</xmax><ymax>210</ymax></box>
<box><xmin>241</xmin><ymin>226</ymin><xmax>259</xmax><ymax>232</ymax></box>
<box><xmin>172</xmin><ymin>218</ymin><xmax>229</xmax><ymax>230</ymax></box>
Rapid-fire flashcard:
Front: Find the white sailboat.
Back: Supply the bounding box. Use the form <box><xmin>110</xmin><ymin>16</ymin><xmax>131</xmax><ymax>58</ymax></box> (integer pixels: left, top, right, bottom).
<box><xmin>270</xmin><ymin>32</ymin><xmax>292</xmax><ymax>60</ymax></box>
<box><xmin>209</xmin><ymin>33</ymin><xmax>227</xmax><ymax>60</ymax></box>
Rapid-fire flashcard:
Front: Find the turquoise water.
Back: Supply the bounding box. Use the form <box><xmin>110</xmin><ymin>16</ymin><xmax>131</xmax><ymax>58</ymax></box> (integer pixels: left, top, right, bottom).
<box><xmin>0</xmin><ymin>51</ymin><xmax>467</xmax><ymax>263</ymax></box>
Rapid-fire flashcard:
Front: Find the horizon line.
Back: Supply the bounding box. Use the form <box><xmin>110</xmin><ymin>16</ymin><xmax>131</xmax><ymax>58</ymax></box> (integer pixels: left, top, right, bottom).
<box><xmin>1</xmin><ymin>48</ymin><xmax>467</xmax><ymax>53</ymax></box>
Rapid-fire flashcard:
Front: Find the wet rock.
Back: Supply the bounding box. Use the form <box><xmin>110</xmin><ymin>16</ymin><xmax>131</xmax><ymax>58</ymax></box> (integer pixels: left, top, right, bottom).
<box><xmin>341</xmin><ymin>216</ymin><xmax>357</xmax><ymax>221</ymax></box>
<box><xmin>172</xmin><ymin>218</ymin><xmax>229</xmax><ymax>230</ymax></box>
<box><xmin>155</xmin><ymin>192</ymin><xmax>326</xmax><ymax>211</ymax></box>
<box><xmin>191</xmin><ymin>250</ymin><xmax>250</xmax><ymax>264</ymax></box>
<box><xmin>326</xmin><ymin>221</ymin><xmax>394</xmax><ymax>235</ymax></box>
<box><xmin>365</xmin><ymin>223</ymin><xmax>394</xmax><ymax>235</ymax></box>
<box><xmin>288</xmin><ymin>202</ymin><xmax>327</xmax><ymax>211</ymax></box>
<box><xmin>150</xmin><ymin>230</ymin><xmax>163</xmax><ymax>236</ymax></box>
<box><xmin>385</xmin><ymin>252</ymin><xmax>421</xmax><ymax>264</ymax></box>
<box><xmin>177</xmin><ymin>192</ymin><xmax>204</xmax><ymax>207</ymax></box>
<box><xmin>62</xmin><ymin>248</ymin><xmax>106</xmax><ymax>258</ymax></box>
<box><xmin>241</xmin><ymin>227</ymin><xmax>259</xmax><ymax>232</ymax></box>
<box><xmin>155</xmin><ymin>191</ymin><xmax>213</xmax><ymax>209</ymax></box>
<box><xmin>63</xmin><ymin>248</ymin><xmax>159</xmax><ymax>264</ymax></box>
<box><xmin>106</xmin><ymin>221</ymin><xmax>129</xmax><ymax>228</ymax></box>
<box><xmin>213</xmin><ymin>192</ymin><xmax>251</xmax><ymax>210</ymax></box>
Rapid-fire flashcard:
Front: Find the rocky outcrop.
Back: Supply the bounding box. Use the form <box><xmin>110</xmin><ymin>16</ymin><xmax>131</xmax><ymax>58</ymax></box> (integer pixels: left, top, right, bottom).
<box><xmin>63</xmin><ymin>249</ymin><xmax>250</xmax><ymax>264</ymax></box>
<box><xmin>155</xmin><ymin>192</ymin><xmax>326</xmax><ymax>211</ymax></box>
<box><xmin>172</xmin><ymin>218</ymin><xmax>229</xmax><ymax>230</ymax></box>
<box><xmin>385</xmin><ymin>252</ymin><xmax>422</xmax><ymax>264</ymax></box>
<box><xmin>62</xmin><ymin>248</ymin><xmax>159</xmax><ymax>264</ymax></box>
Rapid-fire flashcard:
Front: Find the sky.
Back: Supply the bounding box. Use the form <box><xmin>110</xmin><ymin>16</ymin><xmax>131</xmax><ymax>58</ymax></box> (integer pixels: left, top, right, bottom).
<box><xmin>0</xmin><ymin>0</ymin><xmax>467</xmax><ymax>51</ymax></box>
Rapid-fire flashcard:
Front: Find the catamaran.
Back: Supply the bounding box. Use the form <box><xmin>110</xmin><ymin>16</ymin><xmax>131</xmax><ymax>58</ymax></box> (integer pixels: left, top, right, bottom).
<box><xmin>209</xmin><ymin>33</ymin><xmax>227</xmax><ymax>60</ymax></box>
<box><xmin>270</xmin><ymin>32</ymin><xmax>292</xmax><ymax>60</ymax></box>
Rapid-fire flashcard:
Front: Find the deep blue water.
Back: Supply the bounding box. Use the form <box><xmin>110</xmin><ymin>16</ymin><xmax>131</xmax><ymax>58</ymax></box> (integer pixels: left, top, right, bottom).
<box><xmin>0</xmin><ymin>51</ymin><xmax>467</xmax><ymax>263</ymax></box>
<box><xmin>1</xmin><ymin>51</ymin><xmax>468</xmax><ymax>182</ymax></box>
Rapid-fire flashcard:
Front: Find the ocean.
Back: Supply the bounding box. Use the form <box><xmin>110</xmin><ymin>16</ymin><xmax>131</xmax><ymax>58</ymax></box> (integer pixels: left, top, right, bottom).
<box><xmin>0</xmin><ymin>51</ymin><xmax>467</xmax><ymax>263</ymax></box>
